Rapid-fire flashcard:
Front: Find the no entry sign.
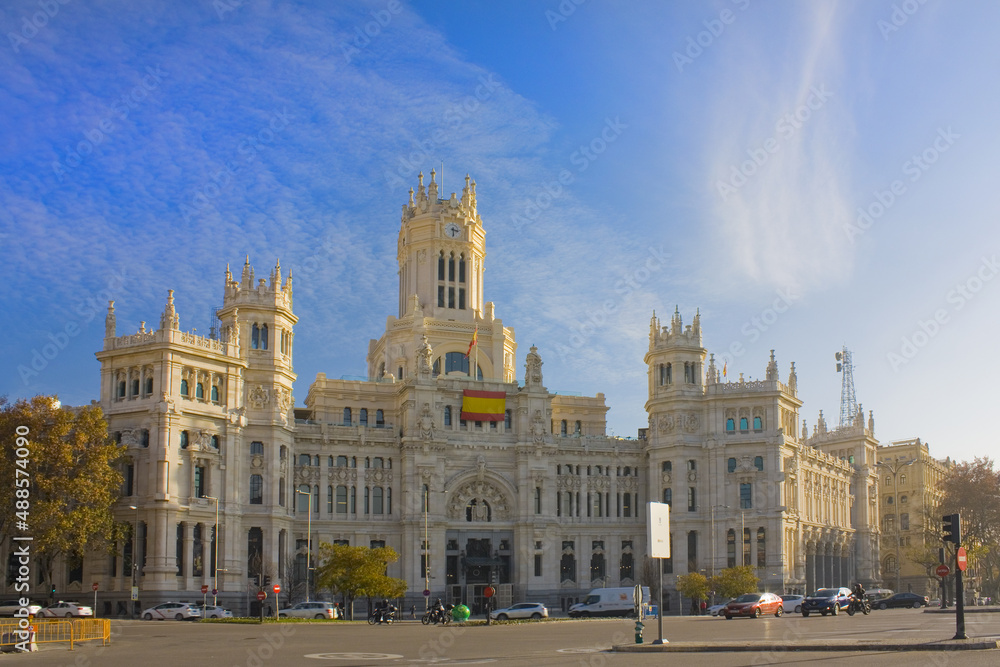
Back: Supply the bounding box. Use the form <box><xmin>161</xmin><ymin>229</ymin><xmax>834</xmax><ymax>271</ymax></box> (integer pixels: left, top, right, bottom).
<box><xmin>936</xmin><ymin>564</ymin><xmax>950</xmax><ymax>577</ymax></box>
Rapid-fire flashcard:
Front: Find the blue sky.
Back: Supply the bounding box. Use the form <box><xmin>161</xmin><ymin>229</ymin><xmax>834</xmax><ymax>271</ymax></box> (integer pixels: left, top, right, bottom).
<box><xmin>2</xmin><ymin>1</ymin><xmax>998</xmax><ymax>464</ymax></box>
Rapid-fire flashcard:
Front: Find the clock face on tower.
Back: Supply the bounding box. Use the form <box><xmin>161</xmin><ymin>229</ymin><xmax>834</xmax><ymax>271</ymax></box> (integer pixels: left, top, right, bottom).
<box><xmin>445</xmin><ymin>223</ymin><xmax>462</xmax><ymax>238</ymax></box>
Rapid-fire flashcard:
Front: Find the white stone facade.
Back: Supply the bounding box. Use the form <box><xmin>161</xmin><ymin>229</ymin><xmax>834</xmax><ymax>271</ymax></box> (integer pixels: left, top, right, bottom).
<box><xmin>45</xmin><ymin>172</ymin><xmax>881</xmax><ymax>616</ymax></box>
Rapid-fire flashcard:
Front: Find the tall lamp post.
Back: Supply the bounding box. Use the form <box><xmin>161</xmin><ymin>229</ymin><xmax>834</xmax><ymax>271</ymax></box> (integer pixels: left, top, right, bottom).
<box><xmin>876</xmin><ymin>458</ymin><xmax>915</xmax><ymax>591</ymax></box>
<box><xmin>204</xmin><ymin>496</ymin><xmax>221</xmax><ymax>607</ymax></box>
<box><xmin>295</xmin><ymin>488</ymin><xmax>313</xmax><ymax>602</ymax></box>
<box><xmin>710</xmin><ymin>505</ymin><xmax>729</xmax><ymax>604</ymax></box>
<box><xmin>128</xmin><ymin>505</ymin><xmax>139</xmax><ymax>618</ymax></box>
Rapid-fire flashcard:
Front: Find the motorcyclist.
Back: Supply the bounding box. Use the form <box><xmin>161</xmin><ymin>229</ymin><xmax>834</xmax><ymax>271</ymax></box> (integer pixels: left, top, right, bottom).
<box><xmin>433</xmin><ymin>597</ymin><xmax>445</xmax><ymax>622</ymax></box>
<box><xmin>852</xmin><ymin>583</ymin><xmax>866</xmax><ymax>612</ymax></box>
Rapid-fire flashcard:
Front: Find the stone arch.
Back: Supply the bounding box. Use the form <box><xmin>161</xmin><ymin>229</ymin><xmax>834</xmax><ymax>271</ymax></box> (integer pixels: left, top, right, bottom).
<box><xmin>446</xmin><ymin>473</ymin><xmax>515</xmax><ymax>521</ymax></box>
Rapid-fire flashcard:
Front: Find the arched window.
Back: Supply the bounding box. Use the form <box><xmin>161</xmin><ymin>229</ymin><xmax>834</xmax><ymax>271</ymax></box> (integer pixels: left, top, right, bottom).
<box><xmin>458</xmin><ymin>255</ymin><xmax>466</xmax><ymax>282</ymax></box>
<box><xmin>298</xmin><ymin>454</ymin><xmax>310</xmax><ymax>466</ymax></box>
<box><xmin>211</xmin><ymin>385</ymin><xmax>219</xmax><ymax>402</ymax></box>
<box><xmin>118</xmin><ymin>380</ymin><xmax>127</xmax><ymax>398</ymax></box>
<box><xmin>376</xmin><ymin>409</ymin><xmax>384</xmax><ymax>427</ymax></box>
<box><xmin>662</xmin><ymin>461</ymin><xmax>672</xmax><ymax>473</ymax></box>
<box><xmin>210</xmin><ymin>435</ymin><xmax>219</xmax><ymax>449</ymax></box>
<box><xmin>753</xmin><ymin>416</ymin><xmax>763</xmax><ymax>430</ymax></box>
<box><xmin>144</xmin><ymin>377</ymin><xmax>153</xmax><ymax>395</ymax></box>
<box><xmin>560</xmin><ymin>420</ymin><xmax>567</xmax><ymax>435</ymax></box>
<box><xmin>373</xmin><ymin>457</ymin><xmax>384</xmax><ymax>469</ymax></box>
<box><xmin>444</xmin><ymin>405</ymin><xmax>452</xmax><ymax>426</ymax></box>
<box><xmin>196</xmin><ymin>383</ymin><xmax>204</xmax><ymax>399</ymax></box>
<box><xmin>251</xmin><ymin>323</ymin><xmax>260</xmax><ymax>349</ymax></box>
<box><xmin>249</xmin><ymin>475</ymin><xmax>263</xmax><ymax>504</ymax></box>
<box><xmin>504</xmin><ymin>410</ymin><xmax>512</xmax><ymax>429</ymax></box>
<box><xmin>728</xmin><ymin>458</ymin><xmax>737</xmax><ymax>473</ymax></box>
<box><xmin>250</xmin><ymin>441</ymin><xmax>264</xmax><ymax>456</ymax></box>
<box><xmin>373</xmin><ymin>487</ymin><xmax>384</xmax><ymax>514</ymax></box>
<box><xmin>131</xmin><ymin>378</ymin><xmax>140</xmax><ymax>396</ymax></box>
<box><xmin>438</xmin><ymin>253</ymin><xmax>445</xmax><ymax>280</ymax></box>
<box><xmin>336</xmin><ymin>455</ymin><xmax>348</xmax><ymax>467</ymax></box>
<box><xmin>260</xmin><ymin>324</ymin><xmax>268</xmax><ymax>350</ymax></box>
<box><xmin>899</xmin><ymin>474</ymin><xmax>907</xmax><ymax>485</ymax></box>
<box><xmin>726</xmin><ymin>418</ymin><xmax>735</xmax><ymax>432</ymax></box>
<box><xmin>754</xmin><ymin>456</ymin><xmax>764</xmax><ymax>471</ymax></box>
<box><xmin>687</xmin><ymin>459</ymin><xmax>696</xmax><ymax>471</ymax></box>
<box><xmin>180</xmin><ymin>431</ymin><xmax>189</xmax><ymax>449</ymax></box>
<box><xmin>279</xmin><ymin>478</ymin><xmax>285</xmax><ymax>506</ymax></box>
<box><xmin>297</xmin><ymin>485</ymin><xmax>310</xmax><ymax>512</ymax></box>
<box><xmin>663</xmin><ymin>488</ymin><xmax>672</xmax><ymax>505</ymax></box>
<box><xmin>141</xmin><ymin>429</ymin><xmax>149</xmax><ymax>447</ymax></box>
<box><xmin>180</xmin><ymin>379</ymin><xmax>188</xmax><ymax>396</ymax></box>
<box><xmin>343</xmin><ymin>407</ymin><xmax>351</xmax><ymax>426</ymax></box>
<box><xmin>575</xmin><ymin>420</ymin><xmax>582</xmax><ymax>434</ymax></box>
<box><xmin>739</xmin><ymin>417</ymin><xmax>749</xmax><ymax>431</ymax></box>
<box><xmin>359</xmin><ymin>408</ymin><xmax>368</xmax><ymax>426</ymax></box>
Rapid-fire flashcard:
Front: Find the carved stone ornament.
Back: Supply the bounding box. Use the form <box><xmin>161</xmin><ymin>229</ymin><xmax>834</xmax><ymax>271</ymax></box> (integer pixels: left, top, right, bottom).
<box><xmin>446</xmin><ymin>480</ymin><xmax>510</xmax><ymax>521</ymax></box>
<box><xmin>683</xmin><ymin>413</ymin><xmax>700</xmax><ymax>433</ymax></box>
<box><xmin>418</xmin><ymin>403</ymin><xmax>435</xmax><ymax>440</ymax></box>
<box><xmin>249</xmin><ymin>385</ymin><xmax>269</xmax><ymax>409</ymax></box>
<box><xmin>228</xmin><ymin>406</ymin><xmax>246</xmax><ymax>427</ymax></box>
<box><xmin>657</xmin><ymin>415</ymin><xmax>674</xmax><ymax>433</ymax></box>
<box><xmin>530</xmin><ymin>410</ymin><xmax>546</xmax><ymax>444</ymax></box>
<box><xmin>277</xmin><ymin>387</ymin><xmax>292</xmax><ymax>412</ymax></box>
<box><xmin>417</xmin><ymin>336</ymin><xmax>433</xmax><ymax>377</ymax></box>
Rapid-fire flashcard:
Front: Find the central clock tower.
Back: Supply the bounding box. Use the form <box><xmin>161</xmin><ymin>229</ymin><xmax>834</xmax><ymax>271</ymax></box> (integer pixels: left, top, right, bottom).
<box><xmin>366</xmin><ymin>170</ymin><xmax>516</xmax><ymax>383</ymax></box>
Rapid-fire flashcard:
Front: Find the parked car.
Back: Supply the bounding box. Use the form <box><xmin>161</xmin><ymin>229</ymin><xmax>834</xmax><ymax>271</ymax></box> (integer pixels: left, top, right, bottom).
<box><xmin>278</xmin><ymin>601</ymin><xmax>338</xmax><ymax>619</ymax></box>
<box><xmin>723</xmin><ymin>592</ymin><xmax>783</xmax><ymax>619</ymax></box>
<box><xmin>489</xmin><ymin>602</ymin><xmax>548</xmax><ymax>621</ymax></box>
<box><xmin>801</xmin><ymin>588</ymin><xmax>852</xmax><ymax>616</ymax></box>
<box><xmin>194</xmin><ymin>604</ymin><xmax>233</xmax><ymax>619</ymax></box>
<box><xmin>40</xmin><ymin>601</ymin><xmax>94</xmax><ymax>618</ymax></box>
<box><xmin>873</xmin><ymin>592</ymin><xmax>929</xmax><ymax>610</ymax></box>
<box><xmin>864</xmin><ymin>588</ymin><xmax>894</xmax><ymax>604</ymax></box>
<box><xmin>142</xmin><ymin>602</ymin><xmax>201</xmax><ymax>620</ymax></box>
<box><xmin>780</xmin><ymin>594</ymin><xmax>804</xmax><ymax>614</ymax></box>
<box><xmin>0</xmin><ymin>600</ymin><xmax>42</xmax><ymax>617</ymax></box>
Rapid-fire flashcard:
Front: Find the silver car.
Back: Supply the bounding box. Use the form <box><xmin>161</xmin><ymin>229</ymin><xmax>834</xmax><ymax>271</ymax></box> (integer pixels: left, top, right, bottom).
<box><xmin>489</xmin><ymin>602</ymin><xmax>548</xmax><ymax>621</ymax></box>
<box><xmin>278</xmin><ymin>601</ymin><xmax>338</xmax><ymax>619</ymax></box>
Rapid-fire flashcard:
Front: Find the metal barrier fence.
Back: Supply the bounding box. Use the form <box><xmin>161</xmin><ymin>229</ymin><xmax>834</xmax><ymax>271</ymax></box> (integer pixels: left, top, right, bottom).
<box><xmin>0</xmin><ymin>617</ymin><xmax>111</xmax><ymax>651</ymax></box>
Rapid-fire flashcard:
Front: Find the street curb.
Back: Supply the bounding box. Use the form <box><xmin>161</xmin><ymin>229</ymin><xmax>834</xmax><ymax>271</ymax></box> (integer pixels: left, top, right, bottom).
<box><xmin>613</xmin><ymin>639</ymin><xmax>1000</xmax><ymax>652</ymax></box>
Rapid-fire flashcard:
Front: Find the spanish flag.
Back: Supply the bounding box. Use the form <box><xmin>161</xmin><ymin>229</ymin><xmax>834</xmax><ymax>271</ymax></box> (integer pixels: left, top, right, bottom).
<box><xmin>722</xmin><ymin>361</ymin><xmax>727</xmax><ymax>378</ymax></box>
<box><xmin>461</xmin><ymin>389</ymin><xmax>505</xmax><ymax>422</ymax></box>
<box><xmin>466</xmin><ymin>326</ymin><xmax>478</xmax><ymax>357</ymax></box>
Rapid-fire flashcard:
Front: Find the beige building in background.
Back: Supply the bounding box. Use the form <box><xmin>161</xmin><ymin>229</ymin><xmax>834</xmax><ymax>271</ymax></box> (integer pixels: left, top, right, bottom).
<box><xmin>875</xmin><ymin>438</ymin><xmax>952</xmax><ymax>597</ymax></box>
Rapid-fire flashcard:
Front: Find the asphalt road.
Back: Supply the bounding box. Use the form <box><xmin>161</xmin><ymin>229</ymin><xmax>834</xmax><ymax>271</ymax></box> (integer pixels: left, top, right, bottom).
<box><xmin>4</xmin><ymin>609</ymin><xmax>999</xmax><ymax>666</ymax></box>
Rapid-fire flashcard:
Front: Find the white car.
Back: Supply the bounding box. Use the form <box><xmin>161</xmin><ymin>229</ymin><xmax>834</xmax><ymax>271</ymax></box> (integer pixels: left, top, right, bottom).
<box><xmin>489</xmin><ymin>602</ymin><xmax>548</xmax><ymax>621</ymax></box>
<box><xmin>708</xmin><ymin>601</ymin><xmax>731</xmax><ymax>616</ymax></box>
<box><xmin>278</xmin><ymin>601</ymin><xmax>338</xmax><ymax>619</ymax></box>
<box><xmin>41</xmin><ymin>601</ymin><xmax>93</xmax><ymax>618</ymax></box>
<box><xmin>0</xmin><ymin>600</ymin><xmax>43</xmax><ymax>617</ymax></box>
<box><xmin>194</xmin><ymin>604</ymin><xmax>233</xmax><ymax>619</ymax></box>
<box><xmin>780</xmin><ymin>594</ymin><xmax>804</xmax><ymax>614</ymax></box>
<box><xmin>142</xmin><ymin>602</ymin><xmax>201</xmax><ymax>620</ymax></box>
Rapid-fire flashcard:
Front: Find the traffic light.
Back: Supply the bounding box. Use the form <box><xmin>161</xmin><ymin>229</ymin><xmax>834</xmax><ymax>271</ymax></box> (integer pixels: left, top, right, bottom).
<box><xmin>51</xmin><ymin>585</ymin><xmax>56</xmax><ymax>595</ymax></box>
<box><xmin>264</xmin><ymin>575</ymin><xmax>271</xmax><ymax>587</ymax></box>
<box><xmin>942</xmin><ymin>513</ymin><xmax>961</xmax><ymax>544</ymax></box>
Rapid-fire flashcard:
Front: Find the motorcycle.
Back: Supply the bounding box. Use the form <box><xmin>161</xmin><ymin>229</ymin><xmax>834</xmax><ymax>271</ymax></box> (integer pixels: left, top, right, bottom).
<box><xmin>421</xmin><ymin>605</ymin><xmax>452</xmax><ymax>625</ymax></box>
<box><xmin>846</xmin><ymin>595</ymin><xmax>870</xmax><ymax>616</ymax></box>
<box><xmin>368</xmin><ymin>605</ymin><xmax>396</xmax><ymax>625</ymax></box>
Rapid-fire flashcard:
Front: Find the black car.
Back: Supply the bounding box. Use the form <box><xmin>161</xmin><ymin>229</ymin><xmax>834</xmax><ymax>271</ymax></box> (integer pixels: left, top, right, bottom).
<box><xmin>801</xmin><ymin>587</ymin><xmax>852</xmax><ymax>616</ymax></box>
<box><xmin>873</xmin><ymin>592</ymin><xmax>929</xmax><ymax>610</ymax></box>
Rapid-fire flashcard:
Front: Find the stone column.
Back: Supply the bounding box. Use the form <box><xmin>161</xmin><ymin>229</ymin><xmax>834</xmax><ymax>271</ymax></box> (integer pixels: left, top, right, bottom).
<box><xmin>183</xmin><ymin>521</ymin><xmax>194</xmax><ymax>587</ymax></box>
<box><xmin>200</xmin><ymin>522</ymin><xmax>212</xmax><ymax>587</ymax></box>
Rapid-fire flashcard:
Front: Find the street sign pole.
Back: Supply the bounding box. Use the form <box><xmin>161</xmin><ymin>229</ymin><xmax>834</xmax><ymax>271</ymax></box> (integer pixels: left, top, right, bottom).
<box><xmin>954</xmin><ymin>546</ymin><xmax>967</xmax><ymax>640</ymax></box>
<box><xmin>92</xmin><ymin>582</ymin><xmax>98</xmax><ymax>618</ymax></box>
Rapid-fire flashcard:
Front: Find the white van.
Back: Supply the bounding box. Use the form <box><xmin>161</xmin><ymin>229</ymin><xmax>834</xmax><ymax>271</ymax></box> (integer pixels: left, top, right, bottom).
<box><xmin>568</xmin><ymin>587</ymin><xmax>651</xmax><ymax>617</ymax></box>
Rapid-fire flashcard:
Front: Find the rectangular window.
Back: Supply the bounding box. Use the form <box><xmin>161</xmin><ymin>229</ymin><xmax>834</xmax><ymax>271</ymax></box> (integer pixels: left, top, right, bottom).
<box><xmin>194</xmin><ymin>466</ymin><xmax>205</xmax><ymax>498</ymax></box>
<box><xmin>370</xmin><ymin>540</ymin><xmax>385</xmax><ymax>549</ymax></box>
<box><xmin>250</xmin><ymin>441</ymin><xmax>264</xmax><ymax>456</ymax></box>
<box><xmin>458</xmin><ymin>288</ymin><xmax>466</xmax><ymax>310</ymax></box>
<box><xmin>124</xmin><ymin>463</ymin><xmax>134</xmax><ymax>496</ymax></box>
<box><xmin>687</xmin><ymin>486</ymin><xmax>696</xmax><ymax>512</ymax></box>
<box><xmin>623</xmin><ymin>493</ymin><xmax>632</xmax><ymax>518</ymax></box>
<box><xmin>336</xmin><ymin>486</ymin><xmax>347</xmax><ymax>514</ymax></box>
<box><xmin>534</xmin><ymin>487</ymin><xmax>541</xmax><ymax>515</ymax></box>
<box><xmin>740</xmin><ymin>483</ymin><xmax>752</xmax><ymax>509</ymax></box>
<box><xmin>687</xmin><ymin>531</ymin><xmax>697</xmax><ymax>573</ymax></box>
<box><xmin>448</xmin><ymin>287</ymin><xmax>455</xmax><ymax>308</ymax></box>
<box><xmin>534</xmin><ymin>554</ymin><xmax>542</xmax><ymax>577</ymax></box>
<box><xmin>437</xmin><ymin>285</ymin><xmax>444</xmax><ymax>307</ymax></box>
<box><xmin>249</xmin><ymin>475</ymin><xmax>263</xmax><ymax>504</ymax></box>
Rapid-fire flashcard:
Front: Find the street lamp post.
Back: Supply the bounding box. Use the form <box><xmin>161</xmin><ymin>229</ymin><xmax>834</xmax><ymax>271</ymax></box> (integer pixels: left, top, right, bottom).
<box><xmin>296</xmin><ymin>489</ymin><xmax>313</xmax><ymax>602</ymax></box>
<box><xmin>204</xmin><ymin>496</ymin><xmax>221</xmax><ymax>607</ymax></box>
<box><xmin>876</xmin><ymin>458</ymin><xmax>916</xmax><ymax>592</ymax></box>
<box><xmin>128</xmin><ymin>505</ymin><xmax>139</xmax><ymax>619</ymax></box>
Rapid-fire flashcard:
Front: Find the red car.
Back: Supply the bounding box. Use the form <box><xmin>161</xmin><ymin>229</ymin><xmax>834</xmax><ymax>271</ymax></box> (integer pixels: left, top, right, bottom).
<box><xmin>724</xmin><ymin>592</ymin><xmax>783</xmax><ymax>619</ymax></box>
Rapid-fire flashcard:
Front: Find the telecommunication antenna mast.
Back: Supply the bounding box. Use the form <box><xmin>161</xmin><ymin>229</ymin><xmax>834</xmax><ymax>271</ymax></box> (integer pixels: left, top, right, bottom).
<box><xmin>835</xmin><ymin>347</ymin><xmax>857</xmax><ymax>429</ymax></box>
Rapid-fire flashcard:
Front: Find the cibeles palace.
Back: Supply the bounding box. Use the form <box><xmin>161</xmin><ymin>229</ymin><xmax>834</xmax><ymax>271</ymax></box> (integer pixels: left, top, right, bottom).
<box><xmin>76</xmin><ymin>171</ymin><xmax>881</xmax><ymax>615</ymax></box>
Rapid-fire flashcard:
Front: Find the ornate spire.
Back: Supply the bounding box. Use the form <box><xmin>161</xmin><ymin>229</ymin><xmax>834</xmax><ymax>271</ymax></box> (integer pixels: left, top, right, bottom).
<box><xmin>706</xmin><ymin>353</ymin><xmax>717</xmax><ymax>385</ymax></box>
<box><xmin>766</xmin><ymin>350</ymin><xmax>778</xmax><ymax>381</ymax></box>
<box><xmin>241</xmin><ymin>255</ymin><xmax>251</xmax><ymax>285</ymax></box>
<box><xmin>105</xmin><ymin>300</ymin><xmax>116</xmax><ymax>338</ymax></box>
<box><xmin>868</xmin><ymin>410</ymin><xmax>875</xmax><ymax>434</ymax></box>
<box><xmin>787</xmin><ymin>362</ymin><xmax>797</xmax><ymax>392</ymax></box>
<box><xmin>160</xmin><ymin>290</ymin><xmax>179</xmax><ymax>330</ymax></box>
<box><xmin>428</xmin><ymin>168</ymin><xmax>438</xmax><ymax>200</ymax></box>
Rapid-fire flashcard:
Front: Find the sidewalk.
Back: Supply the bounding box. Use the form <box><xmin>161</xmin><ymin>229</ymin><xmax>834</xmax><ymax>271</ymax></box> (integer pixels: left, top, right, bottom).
<box><xmin>614</xmin><ymin>637</ymin><xmax>1000</xmax><ymax>653</ymax></box>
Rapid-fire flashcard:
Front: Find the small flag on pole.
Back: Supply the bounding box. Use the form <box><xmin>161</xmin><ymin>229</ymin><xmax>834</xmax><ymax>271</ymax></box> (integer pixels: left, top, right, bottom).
<box><xmin>466</xmin><ymin>326</ymin><xmax>478</xmax><ymax>357</ymax></box>
<box><xmin>722</xmin><ymin>361</ymin><xmax>727</xmax><ymax>378</ymax></box>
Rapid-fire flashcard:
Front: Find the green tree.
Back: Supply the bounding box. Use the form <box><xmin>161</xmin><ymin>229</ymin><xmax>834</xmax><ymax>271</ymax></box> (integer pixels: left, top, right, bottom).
<box><xmin>0</xmin><ymin>395</ymin><xmax>126</xmax><ymax>595</ymax></box>
<box><xmin>710</xmin><ymin>566</ymin><xmax>759</xmax><ymax>600</ymax></box>
<box><xmin>314</xmin><ymin>543</ymin><xmax>407</xmax><ymax>620</ymax></box>
<box><xmin>676</xmin><ymin>572</ymin><xmax>709</xmax><ymax>613</ymax></box>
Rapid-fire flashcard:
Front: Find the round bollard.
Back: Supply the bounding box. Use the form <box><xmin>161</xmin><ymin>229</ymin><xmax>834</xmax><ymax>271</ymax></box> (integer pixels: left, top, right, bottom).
<box><xmin>634</xmin><ymin>619</ymin><xmax>644</xmax><ymax>644</ymax></box>
<box><xmin>453</xmin><ymin>604</ymin><xmax>470</xmax><ymax>622</ymax></box>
